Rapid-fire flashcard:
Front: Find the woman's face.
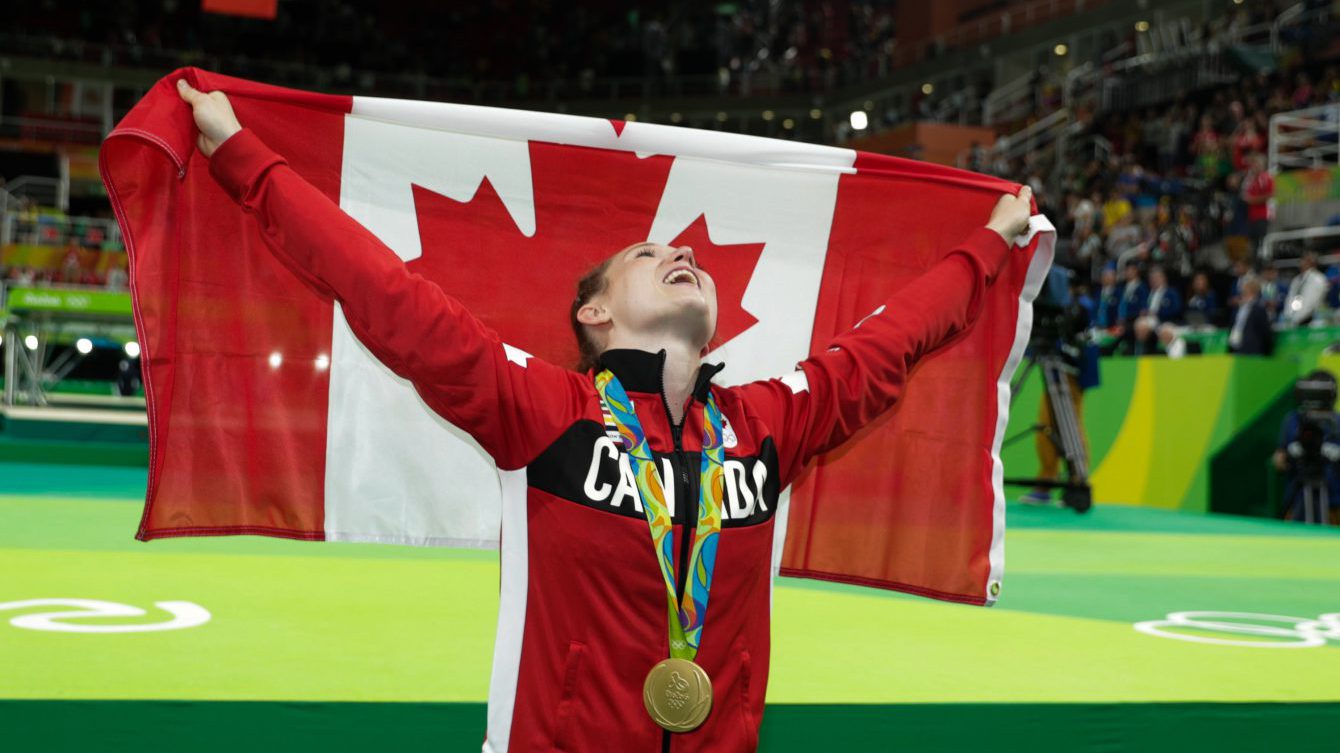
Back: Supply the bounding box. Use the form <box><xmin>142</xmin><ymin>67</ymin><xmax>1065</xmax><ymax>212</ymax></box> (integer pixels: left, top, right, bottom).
<box><xmin>590</xmin><ymin>241</ymin><xmax>719</xmax><ymax>349</ymax></box>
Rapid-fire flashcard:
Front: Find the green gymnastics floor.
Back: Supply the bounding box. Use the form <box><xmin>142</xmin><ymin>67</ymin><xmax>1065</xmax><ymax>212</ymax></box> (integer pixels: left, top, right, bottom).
<box><xmin>2</xmin><ymin>461</ymin><xmax>1338</xmax><ymax>751</ymax></box>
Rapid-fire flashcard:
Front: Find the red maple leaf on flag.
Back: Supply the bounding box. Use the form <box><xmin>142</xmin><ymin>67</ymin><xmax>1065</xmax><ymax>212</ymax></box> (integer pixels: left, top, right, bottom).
<box><xmin>662</xmin><ymin>213</ymin><xmax>764</xmax><ymax>353</ymax></box>
<box><xmin>408</xmin><ymin>139</ymin><xmax>765</xmax><ymax>368</ymax></box>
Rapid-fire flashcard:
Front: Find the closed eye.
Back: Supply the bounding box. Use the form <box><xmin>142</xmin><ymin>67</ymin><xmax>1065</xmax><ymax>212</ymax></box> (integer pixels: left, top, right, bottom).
<box><xmin>636</xmin><ymin>248</ymin><xmax>655</xmax><ymax>258</ymax></box>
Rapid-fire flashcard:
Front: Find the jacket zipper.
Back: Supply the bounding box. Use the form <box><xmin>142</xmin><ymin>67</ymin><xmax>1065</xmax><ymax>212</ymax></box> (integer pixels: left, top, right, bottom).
<box><xmin>658</xmin><ymin>356</ymin><xmax>695</xmax><ymax>753</ymax></box>
<box><xmin>659</xmin><ymin>381</ymin><xmax>695</xmax><ymax>604</ymax></box>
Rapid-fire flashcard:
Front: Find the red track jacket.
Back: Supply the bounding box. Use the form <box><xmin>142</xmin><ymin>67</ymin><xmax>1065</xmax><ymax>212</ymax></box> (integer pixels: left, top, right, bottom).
<box><xmin>209</xmin><ymin>127</ymin><xmax>1012</xmax><ymax>753</ymax></box>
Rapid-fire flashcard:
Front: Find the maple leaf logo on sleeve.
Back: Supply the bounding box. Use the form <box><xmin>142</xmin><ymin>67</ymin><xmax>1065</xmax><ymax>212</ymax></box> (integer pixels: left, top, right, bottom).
<box><xmin>409</xmin><ymin>140</ymin><xmax>765</xmax><ymax>369</ymax></box>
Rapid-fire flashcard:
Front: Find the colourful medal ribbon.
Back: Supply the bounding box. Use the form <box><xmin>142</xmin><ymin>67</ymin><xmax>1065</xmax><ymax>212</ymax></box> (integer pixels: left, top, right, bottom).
<box><xmin>595</xmin><ymin>369</ymin><xmax>725</xmax><ymax>660</ymax></box>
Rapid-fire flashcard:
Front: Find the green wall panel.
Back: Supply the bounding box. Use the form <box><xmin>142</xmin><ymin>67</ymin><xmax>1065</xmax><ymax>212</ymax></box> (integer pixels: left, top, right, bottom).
<box><xmin>1003</xmin><ymin>339</ymin><xmax>1339</xmax><ymax>512</ymax></box>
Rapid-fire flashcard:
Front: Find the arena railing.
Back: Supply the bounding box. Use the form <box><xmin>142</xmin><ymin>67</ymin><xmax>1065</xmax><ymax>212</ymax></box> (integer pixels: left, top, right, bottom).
<box><xmin>0</xmin><ymin>177</ymin><xmax>68</xmax><ymax>214</ymax></box>
<box><xmin>1</xmin><ymin>211</ymin><xmax>123</xmax><ymax>252</ymax></box>
<box><xmin>1269</xmin><ymin>104</ymin><xmax>1340</xmax><ymax>172</ymax></box>
<box><xmin>1268</xmin><ymin>103</ymin><xmax>1340</xmax><ymax>248</ymax></box>
<box><xmin>1261</xmin><ymin>227</ymin><xmax>1340</xmax><ymax>264</ymax></box>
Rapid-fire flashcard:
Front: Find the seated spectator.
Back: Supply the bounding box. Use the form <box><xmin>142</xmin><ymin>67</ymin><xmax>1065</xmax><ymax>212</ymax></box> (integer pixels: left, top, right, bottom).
<box><xmin>84</xmin><ymin>224</ymin><xmax>106</xmax><ymax>248</ymax></box>
<box><xmin>1075</xmin><ymin>280</ymin><xmax>1097</xmax><ymax>323</ymax></box>
<box><xmin>1123</xmin><ymin>166</ymin><xmax>1158</xmax><ymax>222</ymax></box>
<box><xmin>1326</xmin><ymin>266</ymin><xmax>1340</xmax><ymax>311</ymax></box>
<box><xmin>1227</xmin><ymin>258</ymin><xmax>1251</xmax><ymax>310</ymax></box>
<box><xmin>1155</xmin><ymin>205</ymin><xmax>1198</xmax><ymax>282</ymax></box>
<box><xmin>1231</xmin><ymin>120</ymin><xmax>1265</xmax><ymax>171</ymax></box>
<box><xmin>1102</xmin><ymin>187</ymin><xmax>1133</xmax><ymax>232</ymax></box>
<box><xmin>59</xmin><ymin>241</ymin><xmax>84</xmax><ymax>284</ymax></box>
<box><xmin>1121</xmin><ymin>315</ymin><xmax>1160</xmax><ymax>356</ymax></box>
<box><xmin>1095</xmin><ymin>265</ymin><xmax>1121</xmax><ymax>329</ymax></box>
<box><xmin>1117</xmin><ymin>262</ymin><xmax>1148</xmax><ymax>323</ymax></box>
<box><xmin>1229</xmin><ymin>276</ymin><xmax>1275</xmax><ymax>355</ymax></box>
<box><xmin>1190</xmin><ymin>115</ymin><xmax>1221</xmax><ymax>179</ymax></box>
<box><xmin>106</xmin><ymin>258</ymin><xmax>128</xmax><ymax>291</ymax></box>
<box><xmin>1105</xmin><ymin>213</ymin><xmax>1143</xmax><ymax>263</ymax></box>
<box><xmin>1259</xmin><ymin>264</ymin><xmax>1285</xmax><ymax>320</ymax></box>
<box><xmin>967</xmin><ymin>141</ymin><xmax>987</xmax><ymax>172</ymax></box>
<box><xmin>1143</xmin><ymin>265</ymin><xmax>1183</xmax><ymax>323</ymax></box>
<box><xmin>1157</xmin><ymin>323</ymin><xmax>1199</xmax><ymax>359</ymax></box>
<box><xmin>1185</xmin><ymin>271</ymin><xmax>1220</xmax><ymax>326</ymax></box>
<box><xmin>10</xmin><ymin>265</ymin><xmax>36</xmax><ymax>285</ymax></box>
<box><xmin>1157</xmin><ymin>110</ymin><xmax>1185</xmax><ymax>174</ymax></box>
<box><xmin>1284</xmin><ymin>252</ymin><xmax>1328</xmax><ymax>326</ymax></box>
<box><xmin>1069</xmin><ymin>192</ymin><xmax>1098</xmax><ymax>236</ymax></box>
<box><xmin>1072</xmin><ymin>221</ymin><xmax>1103</xmax><ymax>279</ymax></box>
<box><xmin>1292</xmin><ymin>72</ymin><xmax>1314</xmax><ymax>109</ymax></box>
<box><xmin>1138</xmin><ymin>217</ymin><xmax>1159</xmax><ymax>256</ymax></box>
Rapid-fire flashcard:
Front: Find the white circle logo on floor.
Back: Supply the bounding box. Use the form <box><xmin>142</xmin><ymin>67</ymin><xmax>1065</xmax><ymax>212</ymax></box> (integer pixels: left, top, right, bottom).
<box><xmin>0</xmin><ymin>599</ymin><xmax>211</xmax><ymax>633</ymax></box>
<box><xmin>1134</xmin><ymin>611</ymin><xmax>1340</xmax><ymax>648</ymax></box>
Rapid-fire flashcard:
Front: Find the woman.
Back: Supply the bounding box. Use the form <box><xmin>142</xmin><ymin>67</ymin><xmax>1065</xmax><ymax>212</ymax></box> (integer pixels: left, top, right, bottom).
<box><xmin>177</xmin><ymin>80</ymin><xmax>1032</xmax><ymax>753</ymax></box>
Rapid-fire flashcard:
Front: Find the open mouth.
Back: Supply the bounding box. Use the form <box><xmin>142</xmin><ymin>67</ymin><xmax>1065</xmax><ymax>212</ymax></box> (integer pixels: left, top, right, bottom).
<box><xmin>662</xmin><ymin>267</ymin><xmax>699</xmax><ymax>288</ymax></box>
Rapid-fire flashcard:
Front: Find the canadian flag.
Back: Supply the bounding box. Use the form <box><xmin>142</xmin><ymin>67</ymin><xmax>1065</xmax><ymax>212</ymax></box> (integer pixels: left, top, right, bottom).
<box><xmin>101</xmin><ymin>68</ymin><xmax>1052</xmax><ymax>606</ymax></box>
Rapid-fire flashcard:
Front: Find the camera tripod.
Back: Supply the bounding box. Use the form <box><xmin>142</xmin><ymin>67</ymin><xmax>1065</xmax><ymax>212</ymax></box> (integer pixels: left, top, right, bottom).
<box><xmin>1003</xmin><ymin>353</ymin><xmax>1093</xmax><ymax>513</ymax></box>
<box><xmin>1295</xmin><ymin>477</ymin><xmax>1332</xmax><ymax>525</ymax></box>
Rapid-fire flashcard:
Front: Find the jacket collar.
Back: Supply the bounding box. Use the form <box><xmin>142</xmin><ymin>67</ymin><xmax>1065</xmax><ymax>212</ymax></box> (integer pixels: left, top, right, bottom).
<box><xmin>595</xmin><ymin>348</ymin><xmax>725</xmax><ymax>403</ymax></box>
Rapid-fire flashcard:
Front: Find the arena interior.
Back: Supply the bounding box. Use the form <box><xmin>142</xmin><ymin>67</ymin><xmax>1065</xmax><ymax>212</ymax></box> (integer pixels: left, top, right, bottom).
<box><xmin>2</xmin><ymin>1</ymin><xmax>1339</xmax><ymax>751</ymax></box>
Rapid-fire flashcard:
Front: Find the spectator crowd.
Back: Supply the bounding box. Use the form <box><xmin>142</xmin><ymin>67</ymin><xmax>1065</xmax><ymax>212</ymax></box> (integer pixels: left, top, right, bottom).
<box><xmin>9</xmin><ymin>0</ymin><xmax>900</xmax><ymax>98</ymax></box>
<box><xmin>1021</xmin><ymin>61</ymin><xmax>1340</xmax><ymax>358</ymax></box>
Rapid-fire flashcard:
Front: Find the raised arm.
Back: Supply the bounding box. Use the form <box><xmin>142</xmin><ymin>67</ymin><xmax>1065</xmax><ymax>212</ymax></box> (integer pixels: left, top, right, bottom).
<box><xmin>731</xmin><ymin>189</ymin><xmax>1032</xmax><ymax>487</ymax></box>
<box><xmin>177</xmin><ymin>80</ymin><xmax>584</xmax><ymax>469</ymax></box>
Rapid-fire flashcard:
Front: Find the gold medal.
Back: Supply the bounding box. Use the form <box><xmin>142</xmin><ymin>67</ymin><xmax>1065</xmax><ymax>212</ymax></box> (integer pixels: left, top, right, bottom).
<box><xmin>643</xmin><ymin>657</ymin><xmax>713</xmax><ymax>732</ymax></box>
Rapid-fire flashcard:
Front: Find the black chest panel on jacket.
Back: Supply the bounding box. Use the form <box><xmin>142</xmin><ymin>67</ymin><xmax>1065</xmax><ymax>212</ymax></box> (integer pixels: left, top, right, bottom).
<box><xmin>528</xmin><ymin>419</ymin><xmax>780</xmax><ymax>528</ymax></box>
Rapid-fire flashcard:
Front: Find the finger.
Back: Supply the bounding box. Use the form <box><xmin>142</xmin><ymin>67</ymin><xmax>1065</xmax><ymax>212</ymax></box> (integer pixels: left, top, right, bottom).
<box><xmin>176</xmin><ymin>79</ymin><xmax>202</xmax><ymax>103</ymax></box>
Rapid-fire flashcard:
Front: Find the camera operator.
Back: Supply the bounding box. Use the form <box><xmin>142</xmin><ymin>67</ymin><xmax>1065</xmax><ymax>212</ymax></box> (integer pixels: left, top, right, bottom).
<box><xmin>1274</xmin><ymin>369</ymin><xmax>1340</xmax><ymax>524</ymax></box>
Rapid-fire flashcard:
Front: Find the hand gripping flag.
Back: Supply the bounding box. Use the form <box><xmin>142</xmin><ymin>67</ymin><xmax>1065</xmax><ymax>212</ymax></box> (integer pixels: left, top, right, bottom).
<box><xmin>101</xmin><ymin>68</ymin><xmax>1053</xmax><ymax>606</ymax></box>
